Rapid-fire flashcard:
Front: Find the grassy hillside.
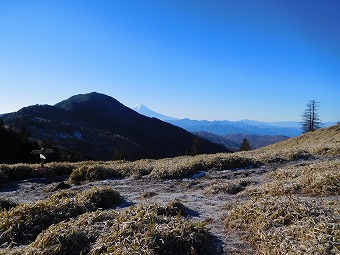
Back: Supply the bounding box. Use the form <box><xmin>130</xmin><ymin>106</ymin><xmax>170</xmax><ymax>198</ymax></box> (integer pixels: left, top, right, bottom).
<box><xmin>225</xmin><ymin>125</ymin><xmax>340</xmax><ymax>254</ymax></box>
<box><xmin>257</xmin><ymin>123</ymin><xmax>340</xmax><ymax>155</ymax></box>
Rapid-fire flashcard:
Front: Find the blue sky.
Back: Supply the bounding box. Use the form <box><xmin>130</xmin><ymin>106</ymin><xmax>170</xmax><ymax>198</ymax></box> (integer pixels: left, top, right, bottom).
<box><xmin>0</xmin><ymin>0</ymin><xmax>339</xmax><ymax>122</ymax></box>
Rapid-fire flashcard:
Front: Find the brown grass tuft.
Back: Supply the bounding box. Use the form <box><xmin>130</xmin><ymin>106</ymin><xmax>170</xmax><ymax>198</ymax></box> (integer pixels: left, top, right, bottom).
<box><xmin>0</xmin><ymin>186</ymin><xmax>121</xmax><ymax>246</ymax></box>
<box><xmin>2</xmin><ymin>202</ymin><xmax>210</xmax><ymax>255</ymax></box>
<box><xmin>204</xmin><ymin>179</ymin><xmax>253</xmax><ymax>195</ymax></box>
<box><xmin>91</xmin><ymin>202</ymin><xmax>210</xmax><ymax>255</ymax></box>
<box><xmin>225</xmin><ymin>195</ymin><xmax>339</xmax><ymax>255</ymax></box>
<box><xmin>246</xmin><ymin>159</ymin><xmax>340</xmax><ymax>197</ymax></box>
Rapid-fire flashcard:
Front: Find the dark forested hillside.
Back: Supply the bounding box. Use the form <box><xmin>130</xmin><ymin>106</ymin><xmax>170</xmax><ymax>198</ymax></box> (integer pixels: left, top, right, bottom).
<box><xmin>2</xmin><ymin>93</ymin><xmax>229</xmax><ymax>161</ymax></box>
<box><xmin>0</xmin><ymin>119</ymin><xmax>40</xmax><ymax>163</ymax></box>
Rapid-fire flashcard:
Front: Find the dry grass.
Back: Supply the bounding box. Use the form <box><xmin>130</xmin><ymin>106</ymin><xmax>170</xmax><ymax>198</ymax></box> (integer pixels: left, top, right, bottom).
<box><xmin>0</xmin><ymin>162</ymin><xmax>79</xmax><ymax>184</ymax></box>
<box><xmin>225</xmin><ymin>195</ymin><xmax>339</xmax><ymax>254</ymax></box>
<box><xmin>0</xmin><ymin>186</ymin><xmax>121</xmax><ymax>246</ymax></box>
<box><xmin>90</xmin><ymin>202</ymin><xmax>209</xmax><ymax>255</ymax></box>
<box><xmin>204</xmin><ymin>179</ymin><xmax>253</xmax><ymax>195</ymax></box>
<box><xmin>1</xmin><ymin>201</ymin><xmax>210</xmax><ymax>255</ymax></box>
<box><xmin>271</xmin><ymin>159</ymin><xmax>339</xmax><ymax>196</ymax></box>
<box><xmin>223</xmin><ymin>125</ymin><xmax>340</xmax><ymax>254</ymax></box>
<box><xmin>69</xmin><ymin>163</ymin><xmax>123</xmax><ymax>182</ymax></box>
<box><xmin>0</xmin><ymin>163</ymin><xmax>38</xmax><ymax>181</ymax></box>
<box><xmin>68</xmin><ymin>154</ymin><xmax>261</xmax><ymax>183</ymax></box>
<box><xmin>256</xmin><ymin>124</ymin><xmax>340</xmax><ymax>157</ymax></box>
<box><xmin>245</xmin><ymin>158</ymin><xmax>340</xmax><ymax>197</ymax></box>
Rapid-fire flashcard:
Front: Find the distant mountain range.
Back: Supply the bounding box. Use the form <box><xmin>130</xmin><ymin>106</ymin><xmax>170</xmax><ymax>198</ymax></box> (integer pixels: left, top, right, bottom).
<box><xmin>132</xmin><ymin>104</ymin><xmax>339</xmax><ymax>150</ymax></box>
<box><xmin>1</xmin><ymin>92</ymin><xmax>228</xmax><ymax>161</ymax></box>
<box><xmin>167</xmin><ymin>119</ymin><xmax>301</xmax><ymax>137</ymax></box>
<box><xmin>133</xmin><ymin>104</ymin><xmax>337</xmax><ymax>137</ymax></box>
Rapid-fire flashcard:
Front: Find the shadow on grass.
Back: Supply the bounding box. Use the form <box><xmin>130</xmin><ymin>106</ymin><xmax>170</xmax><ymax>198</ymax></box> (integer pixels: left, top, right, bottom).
<box><xmin>200</xmin><ymin>234</ymin><xmax>225</xmax><ymax>255</ymax></box>
<box><xmin>115</xmin><ymin>199</ymin><xmax>134</xmax><ymax>209</ymax></box>
<box><xmin>184</xmin><ymin>207</ymin><xmax>200</xmax><ymax>217</ymax></box>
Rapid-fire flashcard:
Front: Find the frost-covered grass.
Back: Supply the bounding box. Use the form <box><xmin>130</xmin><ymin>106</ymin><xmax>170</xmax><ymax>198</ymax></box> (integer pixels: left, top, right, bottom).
<box><xmin>0</xmin><ymin>201</ymin><xmax>209</xmax><ymax>255</ymax></box>
<box><xmin>245</xmin><ymin>158</ymin><xmax>340</xmax><ymax>197</ymax></box>
<box><xmin>225</xmin><ymin>196</ymin><xmax>339</xmax><ymax>255</ymax></box>
<box><xmin>255</xmin><ymin>124</ymin><xmax>340</xmax><ymax>157</ymax></box>
<box><xmin>204</xmin><ymin>179</ymin><xmax>253</xmax><ymax>195</ymax></box>
<box><xmin>67</xmin><ymin>154</ymin><xmax>260</xmax><ymax>183</ymax></box>
<box><xmin>0</xmin><ymin>187</ymin><xmax>122</xmax><ymax>246</ymax></box>
<box><xmin>222</xmin><ymin>125</ymin><xmax>340</xmax><ymax>254</ymax></box>
<box><xmin>0</xmin><ymin>162</ymin><xmax>79</xmax><ymax>184</ymax></box>
<box><xmin>225</xmin><ymin>158</ymin><xmax>340</xmax><ymax>254</ymax></box>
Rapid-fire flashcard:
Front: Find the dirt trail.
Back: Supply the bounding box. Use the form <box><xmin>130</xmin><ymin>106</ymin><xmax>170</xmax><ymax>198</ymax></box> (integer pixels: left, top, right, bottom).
<box><xmin>5</xmin><ymin>159</ymin><xmax>318</xmax><ymax>254</ymax></box>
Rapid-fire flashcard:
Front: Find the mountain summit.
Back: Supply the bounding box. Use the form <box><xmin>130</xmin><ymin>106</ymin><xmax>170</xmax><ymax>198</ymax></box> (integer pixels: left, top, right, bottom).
<box><xmin>133</xmin><ymin>104</ymin><xmax>177</xmax><ymax>121</ymax></box>
<box><xmin>3</xmin><ymin>92</ymin><xmax>228</xmax><ymax>161</ymax></box>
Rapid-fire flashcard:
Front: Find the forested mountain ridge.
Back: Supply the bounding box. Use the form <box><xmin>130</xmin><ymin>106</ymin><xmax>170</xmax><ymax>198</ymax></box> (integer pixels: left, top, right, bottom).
<box><xmin>2</xmin><ymin>92</ymin><xmax>229</xmax><ymax>161</ymax></box>
<box><xmin>0</xmin><ymin>120</ymin><xmax>40</xmax><ymax>163</ymax></box>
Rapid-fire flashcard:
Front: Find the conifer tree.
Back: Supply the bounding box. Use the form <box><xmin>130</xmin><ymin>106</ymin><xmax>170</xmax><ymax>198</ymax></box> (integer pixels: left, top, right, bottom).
<box><xmin>239</xmin><ymin>138</ymin><xmax>251</xmax><ymax>151</ymax></box>
<box><xmin>186</xmin><ymin>137</ymin><xmax>201</xmax><ymax>156</ymax></box>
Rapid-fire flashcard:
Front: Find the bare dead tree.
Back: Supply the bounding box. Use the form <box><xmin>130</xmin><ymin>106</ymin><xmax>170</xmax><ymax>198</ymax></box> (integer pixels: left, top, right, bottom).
<box><xmin>301</xmin><ymin>100</ymin><xmax>322</xmax><ymax>133</ymax></box>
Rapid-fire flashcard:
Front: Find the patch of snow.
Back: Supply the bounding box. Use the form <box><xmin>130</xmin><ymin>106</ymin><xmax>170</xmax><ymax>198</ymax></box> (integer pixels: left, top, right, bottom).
<box><xmin>101</xmin><ymin>178</ymin><xmax>123</xmax><ymax>183</ymax></box>
<box><xmin>184</xmin><ymin>171</ymin><xmax>207</xmax><ymax>180</ymax></box>
<box><xmin>20</xmin><ymin>178</ymin><xmax>48</xmax><ymax>183</ymax></box>
<box><xmin>219</xmin><ymin>166</ymin><xmax>256</xmax><ymax>173</ymax></box>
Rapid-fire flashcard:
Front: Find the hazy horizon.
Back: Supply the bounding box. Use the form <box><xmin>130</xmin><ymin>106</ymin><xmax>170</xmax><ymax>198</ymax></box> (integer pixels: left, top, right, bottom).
<box><xmin>1</xmin><ymin>1</ymin><xmax>339</xmax><ymax>122</ymax></box>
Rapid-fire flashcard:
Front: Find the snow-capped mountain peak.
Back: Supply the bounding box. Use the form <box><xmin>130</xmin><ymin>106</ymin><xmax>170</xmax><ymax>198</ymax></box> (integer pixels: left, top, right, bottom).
<box><xmin>132</xmin><ymin>104</ymin><xmax>178</xmax><ymax>121</ymax></box>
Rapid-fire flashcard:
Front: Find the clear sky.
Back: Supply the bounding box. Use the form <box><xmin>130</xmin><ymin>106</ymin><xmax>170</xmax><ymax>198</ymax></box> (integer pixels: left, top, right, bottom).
<box><xmin>0</xmin><ymin>0</ymin><xmax>339</xmax><ymax>122</ymax></box>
